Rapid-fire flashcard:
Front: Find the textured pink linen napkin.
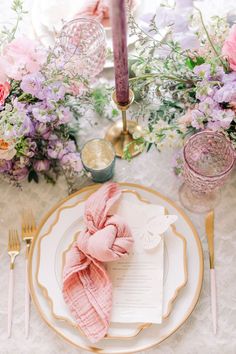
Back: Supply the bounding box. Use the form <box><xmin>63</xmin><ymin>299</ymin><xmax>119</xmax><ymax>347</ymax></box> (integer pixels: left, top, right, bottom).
<box><xmin>62</xmin><ymin>182</ymin><xmax>133</xmax><ymax>343</ymax></box>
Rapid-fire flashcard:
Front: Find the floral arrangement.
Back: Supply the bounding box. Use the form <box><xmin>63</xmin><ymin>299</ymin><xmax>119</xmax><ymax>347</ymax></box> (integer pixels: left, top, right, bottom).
<box><xmin>0</xmin><ymin>1</ymin><xmax>85</xmax><ymax>185</ymax></box>
<box><xmin>125</xmin><ymin>0</ymin><xmax>236</xmax><ymax>163</ymax></box>
<box><xmin>0</xmin><ymin>0</ymin><xmax>109</xmax><ymax>186</ymax></box>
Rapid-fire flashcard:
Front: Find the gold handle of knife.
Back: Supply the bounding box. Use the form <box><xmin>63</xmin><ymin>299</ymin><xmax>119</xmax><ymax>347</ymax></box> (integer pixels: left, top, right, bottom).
<box><xmin>205</xmin><ymin>210</ymin><xmax>215</xmax><ymax>269</ymax></box>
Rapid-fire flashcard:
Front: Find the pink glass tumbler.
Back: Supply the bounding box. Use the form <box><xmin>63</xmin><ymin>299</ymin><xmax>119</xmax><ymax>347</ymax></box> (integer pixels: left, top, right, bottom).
<box><xmin>58</xmin><ymin>18</ymin><xmax>106</xmax><ymax>79</ymax></box>
<box><xmin>179</xmin><ymin>131</ymin><xmax>235</xmax><ymax>213</ymax></box>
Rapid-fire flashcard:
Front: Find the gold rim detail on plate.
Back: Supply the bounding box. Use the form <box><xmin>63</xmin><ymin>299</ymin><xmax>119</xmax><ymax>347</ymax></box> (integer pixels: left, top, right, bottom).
<box><xmin>35</xmin><ymin>188</ymin><xmax>188</xmax><ymax>339</ymax></box>
<box><xmin>28</xmin><ymin>183</ymin><xmax>204</xmax><ymax>354</ymax></box>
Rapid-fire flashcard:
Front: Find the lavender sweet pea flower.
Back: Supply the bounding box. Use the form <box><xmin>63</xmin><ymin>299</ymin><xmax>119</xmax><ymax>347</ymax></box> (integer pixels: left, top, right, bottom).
<box><xmin>33</xmin><ymin>159</ymin><xmax>50</xmax><ymax>172</ymax></box>
<box><xmin>45</xmin><ymin>82</ymin><xmax>66</xmax><ymax>102</ymax></box>
<box><xmin>61</xmin><ymin>152</ymin><xmax>83</xmax><ymax>173</ymax></box>
<box><xmin>194</xmin><ymin>64</ymin><xmax>211</xmax><ymax>79</ymax></box>
<box><xmin>175</xmin><ymin>0</ymin><xmax>193</xmax><ymax>8</ymax></box>
<box><xmin>214</xmin><ymin>82</ymin><xmax>236</xmax><ymax>103</ymax></box>
<box><xmin>56</xmin><ymin>107</ymin><xmax>73</xmax><ymax>124</ymax></box>
<box><xmin>47</xmin><ymin>140</ymin><xmax>76</xmax><ymax>159</ymax></box>
<box><xmin>155</xmin><ymin>6</ymin><xmax>175</xmax><ymax>29</ymax></box>
<box><xmin>198</xmin><ymin>97</ymin><xmax>218</xmax><ymax>115</ymax></box>
<box><xmin>207</xmin><ymin>109</ymin><xmax>235</xmax><ymax>130</ymax></box>
<box><xmin>35</xmin><ymin>122</ymin><xmax>51</xmax><ymax>139</ymax></box>
<box><xmin>222</xmin><ymin>72</ymin><xmax>236</xmax><ymax>83</ymax></box>
<box><xmin>32</xmin><ymin>105</ymin><xmax>56</xmax><ymax>123</ymax></box>
<box><xmin>191</xmin><ymin>109</ymin><xmax>206</xmax><ymax>129</ymax></box>
<box><xmin>20</xmin><ymin>72</ymin><xmax>45</xmax><ymax>100</ymax></box>
<box><xmin>47</xmin><ymin>141</ymin><xmax>63</xmax><ymax>159</ymax></box>
<box><xmin>20</xmin><ymin>115</ymin><xmax>35</xmax><ymax>136</ymax></box>
<box><xmin>173</xmin><ymin>31</ymin><xmax>200</xmax><ymax>50</ymax></box>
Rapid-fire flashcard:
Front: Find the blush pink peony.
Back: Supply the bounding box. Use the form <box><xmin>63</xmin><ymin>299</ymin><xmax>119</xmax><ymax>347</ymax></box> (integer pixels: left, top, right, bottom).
<box><xmin>222</xmin><ymin>25</ymin><xmax>236</xmax><ymax>71</ymax></box>
<box><xmin>0</xmin><ymin>82</ymin><xmax>10</xmax><ymax>105</ymax></box>
<box><xmin>0</xmin><ymin>37</ymin><xmax>45</xmax><ymax>81</ymax></box>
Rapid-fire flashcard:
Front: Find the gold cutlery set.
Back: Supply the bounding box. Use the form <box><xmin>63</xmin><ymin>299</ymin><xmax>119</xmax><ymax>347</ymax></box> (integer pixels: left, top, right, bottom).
<box><xmin>7</xmin><ymin>210</ymin><xmax>36</xmax><ymax>338</ymax></box>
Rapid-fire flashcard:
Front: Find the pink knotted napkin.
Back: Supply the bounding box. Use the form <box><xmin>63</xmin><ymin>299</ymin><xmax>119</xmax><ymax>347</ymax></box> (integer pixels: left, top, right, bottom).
<box><xmin>62</xmin><ymin>182</ymin><xmax>133</xmax><ymax>343</ymax></box>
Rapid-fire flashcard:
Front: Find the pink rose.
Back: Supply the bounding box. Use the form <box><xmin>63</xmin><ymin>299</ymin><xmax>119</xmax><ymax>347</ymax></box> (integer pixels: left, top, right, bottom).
<box><xmin>222</xmin><ymin>25</ymin><xmax>236</xmax><ymax>71</ymax></box>
<box><xmin>0</xmin><ymin>82</ymin><xmax>10</xmax><ymax>105</ymax></box>
<box><xmin>0</xmin><ymin>37</ymin><xmax>45</xmax><ymax>81</ymax></box>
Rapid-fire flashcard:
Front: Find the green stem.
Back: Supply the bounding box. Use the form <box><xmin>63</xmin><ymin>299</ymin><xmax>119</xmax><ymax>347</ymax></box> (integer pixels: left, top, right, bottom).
<box><xmin>129</xmin><ymin>73</ymin><xmax>196</xmax><ymax>85</ymax></box>
<box><xmin>195</xmin><ymin>7</ymin><xmax>228</xmax><ymax>71</ymax></box>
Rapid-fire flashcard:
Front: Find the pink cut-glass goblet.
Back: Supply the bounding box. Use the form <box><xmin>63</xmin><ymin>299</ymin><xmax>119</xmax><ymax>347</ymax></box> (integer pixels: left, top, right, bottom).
<box><xmin>179</xmin><ymin>131</ymin><xmax>235</xmax><ymax>213</ymax></box>
<box><xmin>58</xmin><ymin>18</ymin><xmax>106</xmax><ymax>79</ymax></box>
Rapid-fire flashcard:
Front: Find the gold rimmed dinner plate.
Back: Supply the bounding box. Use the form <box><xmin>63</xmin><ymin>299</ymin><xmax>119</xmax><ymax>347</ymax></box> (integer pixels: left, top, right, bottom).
<box><xmin>29</xmin><ymin>183</ymin><xmax>203</xmax><ymax>353</ymax></box>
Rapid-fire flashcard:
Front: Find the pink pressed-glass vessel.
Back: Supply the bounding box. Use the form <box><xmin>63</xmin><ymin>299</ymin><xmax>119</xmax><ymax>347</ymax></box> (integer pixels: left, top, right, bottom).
<box><xmin>179</xmin><ymin>131</ymin><xmax>235</xmax><ymax>213</ymax></box>
<box><xmin>58</xmin><ymin>18</ymin><xmax>106</xmax><ymax>79</ymax></box>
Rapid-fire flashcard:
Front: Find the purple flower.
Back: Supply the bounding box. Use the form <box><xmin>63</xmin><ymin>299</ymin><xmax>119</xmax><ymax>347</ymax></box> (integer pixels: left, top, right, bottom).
<box><xmin>175</xmin><ymin>0</ymin><xmax>194</xmax><ymax>8</ymax></box>
<box><xmin>214</xmin><ymin>83</ymin><xmax>236</xmax><ymax>103</ymax></box>
<box><xmin>24</xmin><ymin>139</ymin><xmax>37</xmax><ymax>158</ymax></box>
<box><xmin>45</xmin><ymin>82</ymin><xmax>66</xmax><ymax>102</ymax></box>
<box><xmin>0</xmin><ymin>159</ymin><xmax>12</xmax><ymax>173</ymax></box>
<box><xmin>32</xmin><ymin>104</ymin><xmax>56</xmax><ymax>123</ymax></box>
<box><xmin>35</xmin><ymin>122</ymin><xmax>51</xmax><ymax>139</ymax></box>
<box><xmin>222</xmin><ymin>72</ymin><xmax>236</xmax><ymax>84</ymax></box>
<box><xmin>195</xmin><ymin>82</ymin><xmax>217</xmax><ymax>101</ymax></box>
<box><xmin>61</xmin><ymin>152</ymin><xmax>83</xmax><ymax>172</ymax></box>
<box><xmin>33</xmin><ymin>159</ymin><xmax>50</xmax><ymax>172</ymax></box>
<box><xmin>20</xmin><ymin>72</ymin><xmax>45</xmax><ymax>99</ymax></box>
<box><xmin>56</xmin><ymin>107</ymin><xmax>73</xmax><ymax>124</ymax></box>
<box><xmin>173</xmin><ymin>31</ymin><xmax>200</xmax><ymax>50</ymax></box>
<box><xmin>198</xmin><ymin>97</ymin><xmax>218</xmax><ymax>115</ymax></box>
<box><xmin>191</xmin><ymin>109</ymin><xmax>206</xmax><ymax>129</ymax></box>
<box><xmin>12</xmin><ymin>163</ymin><xmax>28</xmax><ymax>180</ymax></box>
<box><xmin>207</xmin><ymin>108</ymin><xmax>234</xmax><ymax>131</ymax></box>
<box><xmin>173</xmin><ymin>9</ymin><xmax>191</xmax><ymax>33</ymax></box>
<box><xmin>194</xmin><ymin>64</ymin><xmax>211</xmax><ymax>79</ymax></box>
<box><xmin>47</xmin><ymin>140</ymin><xmax>76</xmax><ymax>160</ymax></box>
<box><xmin>212</xmin><ymin>66</ymin><xmax>225</xmax><ymax>81</ymax></box>
<box><xmin>19</xmin><ymin>115</ymin><xmax>35</xmax><ymax>136</ymax></box>
<box><xmin>155</xmin><ymin>6</ymin><xmax>174</xmax><ymax>29</ymax></box>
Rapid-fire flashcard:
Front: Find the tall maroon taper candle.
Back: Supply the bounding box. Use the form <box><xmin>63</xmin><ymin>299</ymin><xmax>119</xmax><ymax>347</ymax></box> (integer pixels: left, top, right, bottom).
<box><xmin>110</xmin><ymin>0</ymin><xmax>129</xmax><ymax>105</ymax></box>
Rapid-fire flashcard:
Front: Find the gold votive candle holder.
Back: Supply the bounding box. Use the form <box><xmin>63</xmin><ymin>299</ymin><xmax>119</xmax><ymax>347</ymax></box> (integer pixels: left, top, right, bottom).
<box><xmin>81</xmin><ymin>139</ymin><xmax>116</xmax><ymax>183</ymax></box>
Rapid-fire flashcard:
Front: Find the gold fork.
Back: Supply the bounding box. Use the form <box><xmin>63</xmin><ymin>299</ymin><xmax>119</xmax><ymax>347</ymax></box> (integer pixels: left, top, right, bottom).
<box><xmin>8</xmin><ymin>229</ymin><xmax>20</xmax><ymax>338</ymax></box>
<box><xmin>22</xmin><ymin>210</ymin><xmax>37</xmax><ymax>338</ymax></box>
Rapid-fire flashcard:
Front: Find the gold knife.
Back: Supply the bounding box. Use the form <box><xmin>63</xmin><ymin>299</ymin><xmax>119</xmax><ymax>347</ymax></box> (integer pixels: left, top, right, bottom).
<box><xmin>205</xmin><ymin>210</ymin><xmax>217</xmax><ymax>334</ymax></box>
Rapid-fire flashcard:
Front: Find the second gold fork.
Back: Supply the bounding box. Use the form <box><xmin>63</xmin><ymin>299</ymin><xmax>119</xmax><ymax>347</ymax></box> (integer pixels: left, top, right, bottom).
<box><xmin>22</xmin><ymin>210</ymin><xmax>37</xmax><ymax>338</ymax></box>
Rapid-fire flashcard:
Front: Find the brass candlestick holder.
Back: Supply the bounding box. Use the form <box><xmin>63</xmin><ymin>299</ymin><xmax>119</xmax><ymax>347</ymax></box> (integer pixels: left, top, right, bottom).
<box><xmin>105</xmin><ymin>89</ymin><xmax>143</xmax><ymax>158</ymax></box>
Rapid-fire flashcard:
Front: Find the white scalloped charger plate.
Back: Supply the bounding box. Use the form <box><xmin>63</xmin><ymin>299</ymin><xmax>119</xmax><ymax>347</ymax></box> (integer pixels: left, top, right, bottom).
<box><xmin>29</xmin><ymin>183</ymin><xmax>203</xmax><ymax>353</ymax></box>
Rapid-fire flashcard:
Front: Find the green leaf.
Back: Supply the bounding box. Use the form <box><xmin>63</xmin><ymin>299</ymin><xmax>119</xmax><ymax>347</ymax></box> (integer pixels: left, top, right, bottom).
<box><xmin>146</xmin><ymin>142</ymin><xmax>153</xmax><ymax>152</ymax></box>
<box><xmin>186</xmin><ymin>56</ymin><xmax>205</xmax><ymax>70</ymax></box>
<box><xmin>28</xmin><ymin>170</ymin><xmax>39</xmax><ymax>183</ymax></box>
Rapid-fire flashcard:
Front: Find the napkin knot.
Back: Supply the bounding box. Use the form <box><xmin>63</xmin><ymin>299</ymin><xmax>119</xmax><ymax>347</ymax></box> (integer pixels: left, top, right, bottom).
<box><xmin>62</xmin><ymin>182</ymin><xmax>133</xmax><ymax>343</ymax></box>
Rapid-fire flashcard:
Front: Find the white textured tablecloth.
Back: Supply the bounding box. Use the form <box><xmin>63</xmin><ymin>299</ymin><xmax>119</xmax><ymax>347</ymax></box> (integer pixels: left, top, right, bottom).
<box><xmin>0</xmin><ymin>1</ymin><xmax>236</xmax><ymax>354</ymax></box>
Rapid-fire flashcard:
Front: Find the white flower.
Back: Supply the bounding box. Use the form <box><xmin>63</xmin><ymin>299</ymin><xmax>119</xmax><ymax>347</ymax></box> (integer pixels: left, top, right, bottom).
<box><xmin>0</xmin><ymin>140</ymin><xmax>16</xmax><ymax>160</ymax></box>
<box><xmin>153</xmin><ymin>119</ymin><xmax>170</xmax><ymax>131</ymax></box>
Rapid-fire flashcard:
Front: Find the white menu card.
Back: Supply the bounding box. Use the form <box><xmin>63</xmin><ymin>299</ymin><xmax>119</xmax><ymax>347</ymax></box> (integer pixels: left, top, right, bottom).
<box><xmin>107</xmin><ymin>199</ymin><xmax>170</xmax><ymax>324</ymax></box>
